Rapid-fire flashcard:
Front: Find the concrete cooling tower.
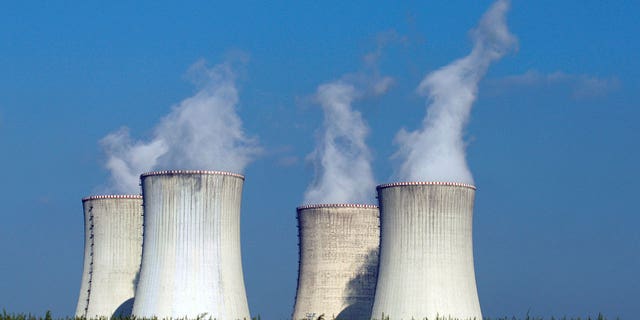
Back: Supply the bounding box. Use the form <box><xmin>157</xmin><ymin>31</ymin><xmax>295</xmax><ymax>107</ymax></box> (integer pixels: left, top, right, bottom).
<box><xmin>371</xmin><ymin>182</ymin><xmax>482</xmax><ymax>320</ymax></box>
<box><xmin>75</xmin><ymin>195</ymin><xmax>143</xmax><ymax>319</ymax></box>
<box><xmin>292</xmin><ymin>204</ymin><xmax>380</xmax><ymax>320</ymax></box>
<box><xmin>131</xmin><ymin>170</ymin><xmax>250</xmax><ymax>319</ymax></box>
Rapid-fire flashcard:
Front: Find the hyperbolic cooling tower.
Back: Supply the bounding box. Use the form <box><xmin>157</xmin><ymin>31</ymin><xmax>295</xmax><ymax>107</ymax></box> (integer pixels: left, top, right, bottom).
<box><xmin>131</xmin><ymin>170</ymin><xmax>251</xmax><ymax>319</ymax></box>
<box><xmin>75</xmin><ymin>195</ymin><xmax>143</xmax><ymax>319</ymax></box>
<box><xmin>292</xmin><ymin>204</ymin><xmax>380</xmax><ymax>320</ymax></box>
<box><xmin>371</xmin><ymin>182</ymin><xmax>482</xmax><ymax>320</ymax></box>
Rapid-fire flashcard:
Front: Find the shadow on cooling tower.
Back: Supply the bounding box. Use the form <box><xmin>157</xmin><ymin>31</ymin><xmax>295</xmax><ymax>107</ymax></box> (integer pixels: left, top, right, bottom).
<box><xmin>335</xmin><ymin>249</ymin><xmax>379</xmax><ymax>320</ymax></box>
<box><xmin>112</xmin><ymin>298</ymin><xmax>135</xmax><ymax>317</ymax></box>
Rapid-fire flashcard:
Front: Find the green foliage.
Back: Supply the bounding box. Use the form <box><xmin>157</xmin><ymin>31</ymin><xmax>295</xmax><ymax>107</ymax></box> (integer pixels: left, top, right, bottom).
<box><xmin>0</xmin><ymin>311</ymin><xmax>265</xmax><ymax>320</ymax></box>
<box><xmin>0</xmin><ymin>311</ymin><xmax>621</xmax><ymax>320</ymax></box>
<box><xmin>366</xmin><ymin>314</ymin><xmax>619</xmax><ymax>320</ymax></box>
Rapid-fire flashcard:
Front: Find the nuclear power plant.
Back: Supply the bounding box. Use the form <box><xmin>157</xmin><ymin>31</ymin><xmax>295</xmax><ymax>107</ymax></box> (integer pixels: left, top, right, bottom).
<box><xmin>75</xmin><ymin>172</ymin><xmax>487</xmax><ymax>320</ymax></box>
<box><xmin>75</xmin><ymin>195</ymin><xmax>143</xmax><ymax>319</ymax></box>
<box><xmin>292</xmin><ymin>204</ymin><xmax>379</xmax><ymax>320</ymax></box>
<box><xmin>74</xmin><ymin>181</ymin><xmax>483</xmax><ymax>320</ymax></box>
<box><xmin>370</xmin><ymin>182</ymin><xmax>482</xmax><ymax>320</ymax></box>
<box><xmin>131</xmin><ymin>170</ymin><xmax>251</xmax><ymax>319</ymax></box>
<box><xmin>74</xmin><ymin>179</ymin><xmax>484</xmax><ymax>320</ymax></box>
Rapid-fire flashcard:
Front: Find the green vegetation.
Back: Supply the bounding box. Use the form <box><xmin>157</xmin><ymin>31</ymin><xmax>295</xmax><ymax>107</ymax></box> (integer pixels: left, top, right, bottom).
<box><xmin>370</xmin><ymin>314</ymin><xmax>617</xmax><ymax>320</ymax></box>
<box><xmin>0</xmin><ymin>310</ymin><xmax>620</xmax><ymax>320</ymax></box>
<box><xmin>0</xmin><ymin>311</ymin><xmax>262</xmax><ymax>320</ymax></box>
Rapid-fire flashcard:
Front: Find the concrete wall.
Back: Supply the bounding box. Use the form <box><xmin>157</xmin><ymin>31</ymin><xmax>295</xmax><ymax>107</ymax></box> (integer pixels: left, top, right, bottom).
<box><xmin>75</xmin><ymin>197</ymin><xmax>93</xmax><ymax>317</ymax></box>
<box><xmin>371</xmin><ymin>182</ymin><xmax>482</xmax><ymax>320</ymax></box>
<box><xmin>292</xmin><ymin>204</ymin><xmax>379</xmax><ymax>320</ymax></box>
<box><xmin>75</xmin><ymin>195</ymin><xmax>143</xmax><ymax>319</ymax></box>
<box><xmin>132</xmin><ymin>170</ymin><xmax>250</xmax><ymax>319</ymax></box>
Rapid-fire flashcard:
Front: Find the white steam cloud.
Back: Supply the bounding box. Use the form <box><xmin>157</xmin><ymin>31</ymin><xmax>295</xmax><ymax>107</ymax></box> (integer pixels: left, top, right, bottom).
<box><xmin>303</xmin><ymin>62</ymin><xmax>393</xmax><ymax>204</ymax></box>
<box><xmin>395</xmin><ymin>0</ymin><xmax>517</xmax><ymax>183</ymax></box>
<box><xmin>101</xmin><ymin>60</ymin><xmax>259</xmax><ymax>194</ymax></box>
<box><xmin>491</xmin><ymin>70</ymin><xmax>620</xmax><ymax>99</ymax></box>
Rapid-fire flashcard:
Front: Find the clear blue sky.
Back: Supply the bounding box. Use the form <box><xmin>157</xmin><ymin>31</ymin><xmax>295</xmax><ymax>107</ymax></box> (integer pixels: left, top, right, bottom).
<box><xmin>1</xmin><ymin>1</ymin><xmax>638</xmax><ymax>319</ymax></box>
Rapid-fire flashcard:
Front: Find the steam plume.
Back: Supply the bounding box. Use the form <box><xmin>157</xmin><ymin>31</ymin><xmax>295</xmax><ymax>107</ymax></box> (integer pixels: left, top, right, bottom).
<box><xmin>101</xmin><ymin>60</ymin><xmax>259</xmax><ymax>194</ymax></box>
<box><xmin>303</xmin><ymin>60</ymin><xmax>393</xmax><ymax>204</ymax></box>
<box><xmin>395</xmin><ymin>0</ymin><xmax>517</xmax><ymax>184</ymax></box>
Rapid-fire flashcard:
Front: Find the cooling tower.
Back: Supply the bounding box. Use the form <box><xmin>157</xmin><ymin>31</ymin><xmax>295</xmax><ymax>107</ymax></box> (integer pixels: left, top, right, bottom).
<box><xmin>131</xmin><ymin>170</ymin><xmax>250</xmax><ymax>319</ymax></box>
<box><xmin>75</xmin><ymin>195</ymin><xmax>143</xmax><ymax>319</ymax></box>
<box><xmin>371</xmin><ymin>182</ymin><xmax>482</xmax><ymax>320</ymax></box>
<box><xmin>292</xmin><ymin>204</ymin><xmax>380</xmax><ymax>320</ymax></box>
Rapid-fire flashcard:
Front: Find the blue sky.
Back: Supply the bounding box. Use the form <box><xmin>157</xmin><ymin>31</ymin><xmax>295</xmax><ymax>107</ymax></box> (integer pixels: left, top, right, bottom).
<box><xmin>1</xmin><ymin>1</ymin><xmax>639</xmax><ymax>319</ymax></box>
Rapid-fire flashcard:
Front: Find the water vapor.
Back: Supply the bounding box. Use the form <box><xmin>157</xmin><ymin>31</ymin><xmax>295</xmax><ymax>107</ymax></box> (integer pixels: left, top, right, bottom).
<box><xmin>490</xmin><ymin>70</ymin><xmax>620</xmax><ymax>99</ymax></box>
<box><xmin>101</xmin><ymin>60</ymin><xmax>259</xmax><ymax>194</ymax></box>
<box><xmin>395</xmin><ymin>0</ymin><xmax>517</xmax><ymax>183</ymax></box>
<box><xmin>303</xmin><ymin>54</ymin><xmax>393</xmax><ymax>205</ymax></box>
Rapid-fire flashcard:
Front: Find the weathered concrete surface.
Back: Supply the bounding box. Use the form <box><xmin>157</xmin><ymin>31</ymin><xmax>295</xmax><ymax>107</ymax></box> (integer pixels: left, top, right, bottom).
<box><xmin>292</xmin><ymin>204</ymin><xmax>379</xmax><ymax>320</ymax></box>
<box><xmin>75</xmin><ymin>195</ymin><xmax>143</xmax><ymax>319</ymax></box>
<box><xmin>132</xmin><ymin>170</ymin><xmax>250</xmax><ymax>320</ymax></box>
<box><xmin>371</xmin><ymin>182</ymin><xmax>482</xmax><ymax>320</ymax></box>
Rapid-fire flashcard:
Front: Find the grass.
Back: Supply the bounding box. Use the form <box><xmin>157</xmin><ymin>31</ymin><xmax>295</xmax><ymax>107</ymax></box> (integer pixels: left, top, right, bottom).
<box><xmin>0</xmin><ymin>310</ymin><xmax>620</xmax><ymax>320</ymax></box>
